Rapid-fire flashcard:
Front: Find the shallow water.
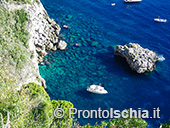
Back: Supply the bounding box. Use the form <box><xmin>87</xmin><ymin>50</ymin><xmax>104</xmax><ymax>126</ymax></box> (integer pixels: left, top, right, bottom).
<box><xmin>40</xmin><ymin>0</ymin><xmax>170</xmax><ymax>127</ymax></box>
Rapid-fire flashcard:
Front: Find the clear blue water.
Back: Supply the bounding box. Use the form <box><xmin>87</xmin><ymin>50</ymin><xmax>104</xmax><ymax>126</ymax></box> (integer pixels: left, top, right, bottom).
<box><xmin>39</xmin><ymin>0</ymin><xmax>170</xmax><ymax>127</ymax></box>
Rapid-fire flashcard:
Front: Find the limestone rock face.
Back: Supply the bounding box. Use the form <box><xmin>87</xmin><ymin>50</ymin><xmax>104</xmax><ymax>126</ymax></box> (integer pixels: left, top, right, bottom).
<box><xmin>114</xmin><ymin>43</ymin><xmax>158</xmax><ymax>73</ymax></box>
<box><xmin>25</xmin><ymin>1</ymin><xmax>63</xmax><ymax>62</ymax></box>
<box><xmin>57</xmin><ymin>40</ymin><xmax>67</xmax><ymax>50</ymax></box>
<box><xmin>2</xmin><ymin>0</ymin><xmax>67</xmax><ymax>62</ymax></box>
<box><xmin>1</xmin><ymin>0</ymin><xmax>67</xmax><ymax>89</ymax></box>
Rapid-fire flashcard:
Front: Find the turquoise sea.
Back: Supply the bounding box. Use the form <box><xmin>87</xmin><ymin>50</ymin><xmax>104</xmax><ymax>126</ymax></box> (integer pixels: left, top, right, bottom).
<box><xmin>40</xmin><ymin>0</ymin><xmax>170</xmax><ymax>127</ymax></box>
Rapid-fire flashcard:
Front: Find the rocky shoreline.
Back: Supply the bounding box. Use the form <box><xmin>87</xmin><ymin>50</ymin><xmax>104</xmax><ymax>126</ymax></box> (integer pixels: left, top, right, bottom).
<box><xmin>1</xmin><ymin>0</ymin><xmax>67</xmax><ymax>89</ymax></box>
<box><xmin>1</xmin><ymin>0</ymin><xmax>158</xmax><ymax>91</ymax></box>
<box><xmin>114</xmin><ymin>43</ymin><xmax>158</xmax><ymax>73</ymax></box>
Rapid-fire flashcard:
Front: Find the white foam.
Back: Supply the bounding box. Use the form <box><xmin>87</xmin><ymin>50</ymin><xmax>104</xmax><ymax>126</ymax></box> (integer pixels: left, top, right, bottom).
<box><xmin>158</xmin><ymin>54</ymin><xmax>165</xmax><ymax>62</ymax></box>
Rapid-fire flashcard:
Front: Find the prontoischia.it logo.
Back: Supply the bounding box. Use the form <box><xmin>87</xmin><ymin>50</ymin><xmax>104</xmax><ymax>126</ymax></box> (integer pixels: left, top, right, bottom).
<box><xmin>54</xmin><ymin>107</ymin><xmax>160</xmax><ymax>119</ymax></box>
<box><xmin>54</xmin><ymin>108</ymin><xmax>65</xmax><ymax>118</ymax></box>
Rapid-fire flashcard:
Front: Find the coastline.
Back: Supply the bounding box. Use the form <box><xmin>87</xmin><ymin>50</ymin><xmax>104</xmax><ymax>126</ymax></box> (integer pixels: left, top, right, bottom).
<box><xmin>0</xmin><ymin>0</ymin><xmax>169</xmax><ymax>127</ymax></box>
<box><xmin>1</xmin><ymin>0</ymin><xmax>65</xmax><ymax>89</ymax></box>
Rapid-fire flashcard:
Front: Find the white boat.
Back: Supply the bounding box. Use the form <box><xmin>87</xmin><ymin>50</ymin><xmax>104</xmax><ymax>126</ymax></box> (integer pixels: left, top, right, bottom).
<box><xmin>63</xmin><ymin>25</ymin><xmax>69</xmax><ymax>28</ymax></box>
<box><xmin>87</xmin><ymin>84</ymin><xmax>108</xmax><ymax>94</ymax></box>
<box><xmin>124</xmin><ymin>0</ymin><xmax>142</xmax><ymax>3</ymax></box>
<box><xmin>111</xmin><ymin>3</ymin><xmax>116</xmax><ymax>6</ymax></box>
<box><xmin>154</xmin><ymin>17</ymin><xmax>167</xmax><ymax>23</ymax></box>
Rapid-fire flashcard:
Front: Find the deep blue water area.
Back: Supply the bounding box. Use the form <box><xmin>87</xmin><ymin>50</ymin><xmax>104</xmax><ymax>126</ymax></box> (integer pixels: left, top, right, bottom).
<box><xmin>39</xmin><ymin>0</ymin><xmax>170</xmax><ymax>127</ymax></box>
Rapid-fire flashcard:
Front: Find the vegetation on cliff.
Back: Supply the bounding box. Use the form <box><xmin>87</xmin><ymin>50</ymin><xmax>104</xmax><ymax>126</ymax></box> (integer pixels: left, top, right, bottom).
<box><xmin>4</xmin><ymin>0</ymin><xmax>36</xmax><ymax>4</ymax></box>
<box><xmin>160</xmin><ymin>121</ymin><xmax>170</xmax><ymax>128</ymax></box>
<box><xmin>0</xmin><ymin>81</ymin><xmax>51</xmax><ymax>127</ymax></box>
<box><xmin>0</xmin><ymin>6</ymin><xmax>29</xmax><ymax>72</ymax></box>
<box><xmin>0</xmin><ymin>80</ymin><xmax>74</xmax><ymax>127</ymax></box>
<box><xmin>81</xmin><ymin>111</ymin><xmax>148</xmax><ymax>128</ymax></box>
<box><xmin>0</xmin><ymin>4</ymin><xmax>63</xmax><ymax>127</ymax></box>
<box><xmin>52</xmin><ymin>100</ymin><xmax>74</xmax><ymax>127</ymax></box>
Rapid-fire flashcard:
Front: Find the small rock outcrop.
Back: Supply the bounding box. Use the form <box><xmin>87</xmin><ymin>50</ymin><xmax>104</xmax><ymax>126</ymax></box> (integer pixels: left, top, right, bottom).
<box><xmin>57</xmin><ymin>40</ymin><xmax>67</xmax><ymax>50</ymax></box>
<box><xmin>114</xmin><ymin>43</ymin><xmax>158</xmax><ymax>73</ymax></box>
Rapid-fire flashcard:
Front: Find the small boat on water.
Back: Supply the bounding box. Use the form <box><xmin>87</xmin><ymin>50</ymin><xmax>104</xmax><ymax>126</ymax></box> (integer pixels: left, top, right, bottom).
<box><xmin>124</xmin><ymin>0</ymin><xmax>142</xmax><ymax>3</ymax></box>
<box><xmin>111</xmin><ymin>3</ymin><xmax>116</xmax><ymax>6</ymax></box>
<box><xmin>154</xmin><ymin>17</ymin><xmax>167</xmax><ymax>23</ymax></box>
<box><xmin>87</xmin><ymin>84</ymin><xmax>108</xmax><ymax>94</ymax></box>
<box><xmin>63</xmin><ymin>25</ymin><xmax>69</xmax><ymax>28</ymax></box>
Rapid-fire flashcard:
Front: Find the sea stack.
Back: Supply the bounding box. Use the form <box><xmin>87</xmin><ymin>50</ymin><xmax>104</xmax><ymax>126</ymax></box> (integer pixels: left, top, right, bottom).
<box><xmin>114</xmin><ymin>43</ymin><xmax>158</xmax><ymax>73</ymax></box>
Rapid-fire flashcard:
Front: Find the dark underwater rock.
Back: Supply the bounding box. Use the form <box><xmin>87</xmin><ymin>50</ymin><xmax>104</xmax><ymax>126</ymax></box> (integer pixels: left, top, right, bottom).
<box><xmin>65</xmin><ymin>14</ymin><xmax>72</xmax><ymax>20</ymax></box>
<box><xmin>91</xmin><ymin>41</ymin><xmax>98</xmax><ymax>47</ymax></box>
<box><xmin>45</xmin><ymin>61</ymin><xmax>51</xmax><ymax>66</ymax></box>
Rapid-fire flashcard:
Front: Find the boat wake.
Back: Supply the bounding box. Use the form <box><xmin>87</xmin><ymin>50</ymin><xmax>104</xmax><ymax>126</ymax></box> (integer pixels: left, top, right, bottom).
<box><xmin>158</xmin><ymin>54</ymin><xmax>165</xmax><ymax>62</ymax></box>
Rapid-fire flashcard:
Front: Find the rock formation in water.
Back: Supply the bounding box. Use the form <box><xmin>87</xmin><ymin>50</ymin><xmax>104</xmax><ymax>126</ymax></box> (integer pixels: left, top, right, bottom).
<box><xmin>114</xmin><ymin>43</ymin><xmax>158</xmax><ymax>73</ymax></box>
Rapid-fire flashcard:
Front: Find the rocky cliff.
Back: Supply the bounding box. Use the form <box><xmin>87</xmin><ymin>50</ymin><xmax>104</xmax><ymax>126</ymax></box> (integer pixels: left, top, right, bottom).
<box><xmin>114</xmin><ymin>43</ymin><xmax>158</xmax><ymax>73</ymax></box>
<box><xmin>1</xmin><ymin>0</ymin><xmax>67</xmax><ymax>89</ymax></box>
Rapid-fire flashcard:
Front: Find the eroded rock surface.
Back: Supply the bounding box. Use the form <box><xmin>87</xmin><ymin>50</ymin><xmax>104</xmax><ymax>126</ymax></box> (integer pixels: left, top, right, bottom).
<box><xmin>1</xmin><ymin>0</ymin><xmax>67</xmax><ymax>89</ymax></box>
<box><xmin>114</xmin><ymin>43</ymin><xmax>158</xmax><ymax>73</ymax></box>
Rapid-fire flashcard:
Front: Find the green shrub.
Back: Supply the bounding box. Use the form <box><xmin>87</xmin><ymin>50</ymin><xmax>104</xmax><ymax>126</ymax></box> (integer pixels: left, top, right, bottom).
<box><xmin>0</xmin><ymin>6</ymin><xmax>30</xmax><ymax>70</ymax></box>
<box><xmin>23</xmin><ymin>82</ymin><xmax>53</xmax><ymax>128</ymax></box>
<box><xmin>52</xmin><ymin>100</ymin><xmax>74</xmax><ymax>128</ymax></box>
<box><xmin>159</xmin><ymin>121</ymin><xmax>170</xmax><ymax>128</ymax></box>
<box><xmin>82</xmin><ymin>114</ymin><xmax>148</xmax><ymax>128</ymax></box>
<box><xmin>0</xmin><ymin>80</ymin><xmax>54</xmax><ymax>127</ymax></box>
<box><xmin>0</xmin><ymin>76</ymin><xmax>30</xmax><ymax>128</ymax></box>
<box><xmin>5</xmin><ymin>0</ymin><xmax>36</xmax><ymax>4</ymax></box>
